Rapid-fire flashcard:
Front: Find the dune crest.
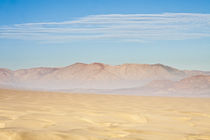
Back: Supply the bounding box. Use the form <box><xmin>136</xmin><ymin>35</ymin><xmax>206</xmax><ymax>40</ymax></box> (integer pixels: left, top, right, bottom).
<box><xmin>0</xmin><ymin>88</ymin><xmax>210</xmax><ymax>140</ymax></box>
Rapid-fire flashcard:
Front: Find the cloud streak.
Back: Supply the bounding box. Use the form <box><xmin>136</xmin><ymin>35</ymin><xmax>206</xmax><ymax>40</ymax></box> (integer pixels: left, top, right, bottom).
<box><xmin>0</xmin><ymin>13</ymin><xmax>210</xmax><ymax>42</ymax></box>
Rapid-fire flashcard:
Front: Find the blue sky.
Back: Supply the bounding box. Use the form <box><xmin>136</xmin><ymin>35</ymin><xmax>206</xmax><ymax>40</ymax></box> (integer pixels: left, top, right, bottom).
<box><xmin>0</xmin><ymin>0</ymin><xmax>210</xmax><ymax>70</ymax></box>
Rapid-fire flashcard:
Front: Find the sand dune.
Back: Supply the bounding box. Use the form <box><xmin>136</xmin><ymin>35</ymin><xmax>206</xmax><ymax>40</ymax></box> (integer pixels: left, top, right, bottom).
<box><xmin>0</xmin><ymin>88</ymin><xmax>210</xmax><ymax>140</ymax></box>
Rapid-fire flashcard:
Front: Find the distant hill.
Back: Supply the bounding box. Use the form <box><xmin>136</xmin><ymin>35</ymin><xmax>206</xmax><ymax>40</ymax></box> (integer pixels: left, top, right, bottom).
<box><xmin>104</xmin><ymin>75</ymin><xmax>210</xmax><ymax>97</ymax></box>
<box><xmin>0</xmin><ymin>63</ymin><xmax>210</xmax><ymax>96</ymax></box>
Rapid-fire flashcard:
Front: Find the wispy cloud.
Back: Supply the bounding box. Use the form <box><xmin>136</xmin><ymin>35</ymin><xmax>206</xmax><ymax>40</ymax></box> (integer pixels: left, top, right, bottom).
<box><xmin>0</xmin><ymin>13</ymin><xmax>210</xmax><ymax>43</ymax></box>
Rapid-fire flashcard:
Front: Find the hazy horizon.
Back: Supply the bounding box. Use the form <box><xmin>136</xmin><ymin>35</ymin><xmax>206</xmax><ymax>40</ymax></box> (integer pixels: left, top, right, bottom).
<box><xmin>1</xmin><ymin>62</ymin><xmax>210</xmax><ymax>72</ymax></box>
<box><xmin>1</xmin><ymin>1</ymin><xmax>210</xmax><ymax>140</ymax></box>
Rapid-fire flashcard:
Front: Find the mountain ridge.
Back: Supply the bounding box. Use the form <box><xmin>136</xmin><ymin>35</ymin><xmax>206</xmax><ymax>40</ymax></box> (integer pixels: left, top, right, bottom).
<box><xmin>0</xmin><ymin>63</ymin><xmax>209</xmax><ymax>95</ymax></box>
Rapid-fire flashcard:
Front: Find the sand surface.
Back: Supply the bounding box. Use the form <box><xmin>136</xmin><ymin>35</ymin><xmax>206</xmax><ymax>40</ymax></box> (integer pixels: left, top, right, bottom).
<box><xmin>0</xmin><ymin>89</ymin><xmax>210</xmax><ymax>140</ymax></box>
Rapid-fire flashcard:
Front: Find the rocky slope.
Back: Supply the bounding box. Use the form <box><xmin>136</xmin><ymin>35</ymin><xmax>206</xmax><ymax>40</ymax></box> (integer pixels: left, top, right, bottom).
<box><xmin>0</xmin><ymin>63</ymin><xmax>209</xmax><ymax>95</ymax></box>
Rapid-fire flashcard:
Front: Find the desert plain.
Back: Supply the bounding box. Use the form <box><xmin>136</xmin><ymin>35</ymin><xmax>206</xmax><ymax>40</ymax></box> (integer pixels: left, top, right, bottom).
<box><xmin>0</xmin><ymin>88</ymin><xmax>210</xmax><ymax>140</ymax></box>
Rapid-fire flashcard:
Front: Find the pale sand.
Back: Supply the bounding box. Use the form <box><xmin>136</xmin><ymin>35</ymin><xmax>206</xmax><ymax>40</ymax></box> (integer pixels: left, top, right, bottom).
<box><xmin>0</xmin><ymin>89</ymin><xmax>210</xmax><ymax>140</ymax></box>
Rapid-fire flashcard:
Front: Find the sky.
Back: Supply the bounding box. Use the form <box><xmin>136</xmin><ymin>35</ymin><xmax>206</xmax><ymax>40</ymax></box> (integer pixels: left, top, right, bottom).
<box><xmin>0</xmin><ymin>0</ymin><xmax>210</xmax><ymax>70</ymax></box>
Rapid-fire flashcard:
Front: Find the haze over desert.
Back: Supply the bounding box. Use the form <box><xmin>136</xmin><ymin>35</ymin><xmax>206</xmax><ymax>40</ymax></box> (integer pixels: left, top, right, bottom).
<box><xmin>1</xmin><ymin>0</ymin><xmax>210</xmax><ymax>139</ymax></box>
<box><xmin>1</xmin><ymin>63</ymin><xmax>210</xmax><ymax>97</ymax></box>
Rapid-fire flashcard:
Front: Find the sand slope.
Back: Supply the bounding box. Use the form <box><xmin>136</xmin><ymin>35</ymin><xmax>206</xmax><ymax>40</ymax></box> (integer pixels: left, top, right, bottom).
<box><xmin>0</xmin><ymin>89</ymin><xmax>210</xmax><ymax>140</ymax></box>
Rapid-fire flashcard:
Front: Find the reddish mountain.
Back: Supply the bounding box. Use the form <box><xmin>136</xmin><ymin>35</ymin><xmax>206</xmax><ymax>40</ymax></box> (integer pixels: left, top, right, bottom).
<box><xmin>109</xmin><ymin>75</ymin><xmax>210</xmax><ymax>96</ymax></box>
<box><xmin>0</xmin><ymin>63</ymin><xmax>209</xmax><ymax>93</ymax></box>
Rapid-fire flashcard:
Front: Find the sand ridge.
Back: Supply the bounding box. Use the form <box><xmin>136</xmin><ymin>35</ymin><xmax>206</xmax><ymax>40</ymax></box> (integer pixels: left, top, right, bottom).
<box><xmin>0</xmin><ymin>88</ymin><xmax>210</xmax><ymax>140</ymax></box>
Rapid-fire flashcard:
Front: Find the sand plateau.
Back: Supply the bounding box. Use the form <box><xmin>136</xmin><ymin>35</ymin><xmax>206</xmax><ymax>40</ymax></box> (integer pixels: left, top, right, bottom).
<box><xmin>0</xmin><ymin>88</ymin><xmax>210</xmax><ymax>140</ymax></box>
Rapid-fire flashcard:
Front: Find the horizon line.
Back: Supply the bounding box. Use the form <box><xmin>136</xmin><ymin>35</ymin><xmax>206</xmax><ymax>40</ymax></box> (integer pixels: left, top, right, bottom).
<box><xmin>1</xmin><ymin>62</ymin><xmax>209</xmax><ymax>72</ymax></box>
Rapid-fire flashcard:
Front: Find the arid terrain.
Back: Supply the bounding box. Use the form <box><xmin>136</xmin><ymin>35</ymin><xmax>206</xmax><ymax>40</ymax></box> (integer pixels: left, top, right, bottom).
<box><xmin>1</xmin><ymin>63</ymin><xmax>210</xmax><ymax>97</ymax></box>
<box><xmin>0</xmin><ymin>88</ymin><xmax>210</xmax><ymax>140</ymax></box>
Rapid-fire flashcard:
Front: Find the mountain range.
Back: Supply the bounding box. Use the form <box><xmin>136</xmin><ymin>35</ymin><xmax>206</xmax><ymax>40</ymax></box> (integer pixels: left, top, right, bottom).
<box><xmin>0</xmin><ymin>63</ymin><xmax>210</xmax><ymax>96</ymax></box>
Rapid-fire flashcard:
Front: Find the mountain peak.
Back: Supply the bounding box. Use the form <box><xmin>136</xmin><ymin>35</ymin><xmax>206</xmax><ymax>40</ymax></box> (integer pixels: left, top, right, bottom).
<box><xmin>90</xmin><ymin>62</ymin><xmax>108</xmax><ymax>68</ymax></box>
<box><xmin>0</xmin><ymin>63</ymin><xmax>209</xmax><ymax>90</ymax></box>
<box><xmin>72</xmin><ymin>62</ymin><xmax>87</xmax><ymax>66</ymax></box>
